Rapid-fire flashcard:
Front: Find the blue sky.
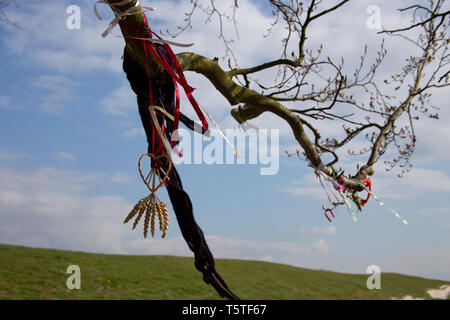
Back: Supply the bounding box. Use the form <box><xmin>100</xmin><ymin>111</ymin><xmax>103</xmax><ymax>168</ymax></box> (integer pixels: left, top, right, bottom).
<box><xmin>1</xmin><ymin>0</ymin><xmax>450</xmax><ymax>283</ymax></box>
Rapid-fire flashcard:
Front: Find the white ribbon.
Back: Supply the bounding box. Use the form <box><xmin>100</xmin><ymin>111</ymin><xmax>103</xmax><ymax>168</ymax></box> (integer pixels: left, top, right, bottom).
<box><xmin>117</xmin><ymin>35</ymin><xmax>194</xmax><ymax>48</ymax></box>
<box><xmin>196</xmin><ymin>100</ymin><xmax>242</xmax><ymax>159</ymax></box>
<box><xmin>94</xmin><ymin>0</ymin><xmax>157</xmax><ymax>38</ymax></box>
<box><xmin>358</xmin><ymin>182</ymin><xmax>408</xmax><ymax>225</ymax></box>
<box><xmin>316</xmin><ymin>170</ymin><xmax>342</xmax><ymax>207</ymax></box>
<box><xmin>313</xmin><ymin>163</ymin><xmax>357</xmax><ymax>222</ymax></box>
<box><xmin>338</xmin><ymin>187</ymin><xmax>358</xmax><ymax>222</ymax></box>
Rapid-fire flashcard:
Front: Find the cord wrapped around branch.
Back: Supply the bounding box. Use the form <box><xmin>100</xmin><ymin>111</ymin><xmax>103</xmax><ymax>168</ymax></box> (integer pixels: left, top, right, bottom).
<box><xmin>123</xmin><ymin>43</ymin><xmax>239</xmax><ymax>300</ymax></box>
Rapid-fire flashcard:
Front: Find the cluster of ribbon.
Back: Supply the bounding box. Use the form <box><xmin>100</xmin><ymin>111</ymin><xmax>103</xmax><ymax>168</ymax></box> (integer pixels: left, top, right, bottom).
<box><xmin>95</xmin><ymin>0</ymin><xmax>209</xmax><ymax>159</ymax></box>
<box><xmin>312</xmin><ymin>164</ymin><xmax>408</xmax><ymax>225</ymax></box>
<box><xmin>321</xmin><ymin>176</ymin><xmax>371</xmax><ymax>223</ymax></box>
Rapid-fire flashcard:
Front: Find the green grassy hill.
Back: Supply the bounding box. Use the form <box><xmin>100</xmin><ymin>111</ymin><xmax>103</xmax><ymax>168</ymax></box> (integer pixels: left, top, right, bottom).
<box><xmin>0</xmin><ymin>243</ymin><xmax>447</xmax><ymax>300</ymax></box>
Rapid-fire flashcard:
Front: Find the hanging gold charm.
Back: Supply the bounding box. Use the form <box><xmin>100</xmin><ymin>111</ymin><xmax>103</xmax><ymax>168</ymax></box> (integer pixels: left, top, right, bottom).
<box><xmin>124</xmin><ymin>153</ymin><xmax>172</xmax><ymax>238</ymax></box>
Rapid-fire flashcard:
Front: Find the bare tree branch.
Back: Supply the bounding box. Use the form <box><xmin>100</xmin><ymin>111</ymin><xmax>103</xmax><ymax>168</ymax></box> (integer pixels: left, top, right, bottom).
<box><xmin>103</xmin><ymin>0</ymin><xmax>449</xmax><ymax>191</ymax></box>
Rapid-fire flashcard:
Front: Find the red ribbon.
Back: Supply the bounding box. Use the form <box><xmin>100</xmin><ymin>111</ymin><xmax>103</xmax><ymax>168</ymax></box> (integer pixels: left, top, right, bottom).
<box><xmin>323</xmin><ymin>207</ymin><xmax>335</xmax><ymax>223</ymax></box>
<box><xmin>142</xmin><ymin>16</ymin><xmax>208</xmax><ymax>135</ymax></box>
<box><xmin>119</xmin><ymin>15</ymin><xmax>209</xmax><ymax>157</ymax></box>
<box><xmin>360</xmin><ymin>178</ymin><xmax>371</xmax><ymax>206</ymax></box>
<box><xmin>147</xmin><ymin>24</ymin><xmax>209</xmax><ymax>135</ymax></box>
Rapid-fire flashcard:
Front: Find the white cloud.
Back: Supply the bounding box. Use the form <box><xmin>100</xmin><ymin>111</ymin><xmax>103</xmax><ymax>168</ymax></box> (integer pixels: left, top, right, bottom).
<box><xmin>373</xmin><ymin>250</ymin><xmax>450</xmax><ymax>282</ymax></box>
<box><xmin>33</xmin><ymin>74</ymin><xmax>79</xmax><ymax>113</ymax></box>
<box><xmin>101</xmin><ymin>233</ymin><xmax>324</xmax><ymax>267</ymax></box>
<box><xmin>100</xmin><ymin>84</ymin><xmax>136</xmax><ymax>117</ymax></box>
<box><xmin>0</xmin><ymin>164</ymin><xmax>449</xmax><ymax>279</ymax></box>
<box><xmin>0</xmin><ymin>95</ymin><xmax>11</xmax><ymax>108</ymax></box>
<box><xmin>0</xmin><ymin>162</ymin><xmax>329</xmax><ymax>267</ymax></box>
<box><xmin>151</xmin><ymin>0</ymin><xmax>282</xmax><ymax>66</ymax></box>
<box><xmin>0</xmin><ymin>166</ymin><xmax>130</xmax><ymax>254</ymax></box>
<box><xmin>284</xmin><ymin>173</ymin><xmax>331</xmax><ymax>200</ymax></box>
<box><xmin>0</xmin><ymin>150</ymin><xmax>25</xmax><ymax>161</ymax></box>
<box><xmin>123</xmin><ymin>127</ymin><xmax>145</xmax><ymax>138</ymax></box>
<box><xmin>123</xmin><ymin>237</ymin><xmax>191</xmax><ymax>256</ymax></box>
<box><xmin>1</xmin><ymin>1</ymin><xmax>124</xmax><ymax>74</ymax></box>
<box><xmin>258</xmin><ymin>255</ymin><xmax>275</xmax><ymax>263</ymax></box>
<box><xmin>54</xmin><ymin>152</ymin><xmax>76</xmax><ymax>161</ymax></box>
<box><xmin>372</xmin><ymin>166</ymin><xmax>450</xmax><ymax>200</ymax></box>
<box><xmin>205</xmin><ymin>235</ymin><xmax>312</xmax><ymax>264</ymax></box>
<box><xmin>110</xmin><ymin>172</ymin><xmax>130</xmax><ymax>183</ymax></box>
<box><xmin>286</xmin><ymin>164</ymin><xmax>450</xmax><ymax>204</ymax></box>
<box><xmin>0</xmin><ymin>165</ymin><xmax>318</xmax><ymax>263</ymax></box>
<box><xmin>411</xmin><ymin>111</ymin><xmax>450</xmax><ymax>165</ymax></box>
<box><xmin>312</xmin><ymin>239</ymin><xmax>330</xmax><ymax>253</ymax></box>
<box><xmin>416</xmin><ymin>207</ymin><xmax>450</xmax><ymax>216</ymax></box>
<box><xmin>299</xmin><ymin>226</ymin><xmax>338</xmax><ymax>236</ymax></box>
<box><xmin>285</xmin><ymin>185</ymin><xmax>326</xmax><ymax>200</ymax></box>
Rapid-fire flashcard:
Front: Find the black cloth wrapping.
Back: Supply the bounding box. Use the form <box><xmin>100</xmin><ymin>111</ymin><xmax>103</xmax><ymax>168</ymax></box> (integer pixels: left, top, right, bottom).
<box><xmin>122</xmin><ymin>45</ymin><xmax>239</xmax><ymax>300</ymax></box>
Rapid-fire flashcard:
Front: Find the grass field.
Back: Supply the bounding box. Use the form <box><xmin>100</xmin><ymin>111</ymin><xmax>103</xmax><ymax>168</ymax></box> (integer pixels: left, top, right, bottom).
<box><xmin>0</xmin><ymin>243</ymin><xmax>448</xmax><ymax>300</ymax></box>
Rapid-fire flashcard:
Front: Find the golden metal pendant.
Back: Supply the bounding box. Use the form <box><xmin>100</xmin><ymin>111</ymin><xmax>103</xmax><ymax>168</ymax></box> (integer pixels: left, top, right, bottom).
<box><xmin>124</xmin><ymin>153</ymin><xmax>172</xmax><ymax>238</ymax></box>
